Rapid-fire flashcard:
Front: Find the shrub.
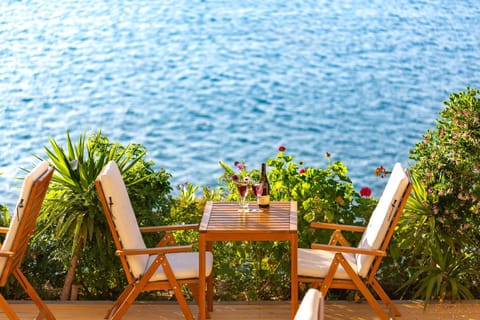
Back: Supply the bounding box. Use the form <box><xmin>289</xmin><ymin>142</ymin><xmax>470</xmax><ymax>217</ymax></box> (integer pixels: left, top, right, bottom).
<box><xmin>398</xmin><ymin>87</ymin><xmax>480</xmax><ymax>304</ymax></box>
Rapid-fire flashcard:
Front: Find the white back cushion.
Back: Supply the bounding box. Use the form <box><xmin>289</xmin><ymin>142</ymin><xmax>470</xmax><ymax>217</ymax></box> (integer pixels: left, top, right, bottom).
<box><xmin>98</xmin><ymin>161</ymin><xmax>148</xmax><ymax>278</ymax></box>
<box><xmin>356</xmin><ymin>163</ymin><xmax>409</xmax><ymax>277</ymax></box>
<box><xmin>0</xmin><ymin>161</ymin><xmax>50</xmax><ymax>275</ymax></box>
<box><xmin>294</xmin><ymin>288</ymin><xmax>324</xmax><ymax>320</ymax></box>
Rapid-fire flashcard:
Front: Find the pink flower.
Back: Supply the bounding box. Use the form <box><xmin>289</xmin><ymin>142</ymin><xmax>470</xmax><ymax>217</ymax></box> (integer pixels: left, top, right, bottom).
<box><xmin>299</xmin><ymin>168</ymin><xmax>306</xmax><ymax>174</ymax></box>
<box><xmin>278</xmin><ymin>146</ymin><xmax>286</xmax><ymax>152</ymax></box>
<box><xmin>360</xmin><ymin>187</ymin><xmax>372</xmax><ymax>197</ymax></box>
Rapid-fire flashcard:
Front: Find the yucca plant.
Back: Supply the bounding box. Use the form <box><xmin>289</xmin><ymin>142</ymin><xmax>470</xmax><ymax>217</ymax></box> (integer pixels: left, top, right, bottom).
<box><xmin>35</xmin><ymin>130</ymin><xmax>172</xmax><ymax>300</ymax></box>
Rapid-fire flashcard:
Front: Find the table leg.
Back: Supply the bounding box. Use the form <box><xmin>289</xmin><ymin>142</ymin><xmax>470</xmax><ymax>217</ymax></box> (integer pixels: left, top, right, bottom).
<box><xmin>291</xmin><ymin>234</ymin><xmax>298</xmax><ymax>319</ymax></box>
<box><xmin>199</xmin><ymin>233</ymin><xmax>206</xmax><ymax>320</ymax></box>
<box><xmin>207</xmin><ymin>241</ymin><xmax>214</xmax><ymax>312</ymax></box>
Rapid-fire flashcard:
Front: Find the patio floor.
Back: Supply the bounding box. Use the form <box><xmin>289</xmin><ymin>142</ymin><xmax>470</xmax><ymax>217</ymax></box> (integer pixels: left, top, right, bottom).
<box><xmin>3</xmin><ymin>300</ymin><xmax>480</xmax><ymax>320</ymax></box>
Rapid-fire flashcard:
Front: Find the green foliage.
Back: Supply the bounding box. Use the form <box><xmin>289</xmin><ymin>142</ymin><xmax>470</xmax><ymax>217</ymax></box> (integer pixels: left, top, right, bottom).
<box><xmin>23</xmin><ymin>130</ymin><xmax>173</xmax><ymax>299</ymax></box>
<box><xmin>219</xmin><ymin>149</ymin><xmax>377</xmax><ymax>247</ymax></box>
<box><xmin>0</xmin><ymin>205</ymin><xmax>8</xmax><ymax>227</ymax></box>
<box><xmin>400</xmin><ymin>87</ymin><xmax>480</xmax><ymax>304</ymax></box>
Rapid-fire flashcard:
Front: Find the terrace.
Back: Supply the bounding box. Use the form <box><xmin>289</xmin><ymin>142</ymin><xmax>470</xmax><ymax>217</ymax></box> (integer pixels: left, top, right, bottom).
<box><xmin>4</xmin><ymin>300</ymin><xmax>480</xmax><ymax>320</ymax></box>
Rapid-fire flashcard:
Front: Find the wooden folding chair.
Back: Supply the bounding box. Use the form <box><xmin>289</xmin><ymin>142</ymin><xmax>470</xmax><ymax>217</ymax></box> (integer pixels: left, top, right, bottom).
<box><xmin>0</xmin><ymin>161</ymin><xmax>55</xmax><ymax>320</ymax></box>
<box><xmin>95</xmin><ymin>161</ymin><xmax>213</xmax><ymax>320</ymax></box>
<box><xmin>297</xmin><ymin>163</ymin><xmax>412</xmax><ymax>320</ymax></box>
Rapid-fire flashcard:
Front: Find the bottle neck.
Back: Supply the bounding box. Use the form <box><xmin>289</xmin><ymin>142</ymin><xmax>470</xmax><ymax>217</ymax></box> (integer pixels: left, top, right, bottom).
<box><xmin>261</xmin><ymin>163</ymin><xmax>268</xmax><ymax>181</ymax></box>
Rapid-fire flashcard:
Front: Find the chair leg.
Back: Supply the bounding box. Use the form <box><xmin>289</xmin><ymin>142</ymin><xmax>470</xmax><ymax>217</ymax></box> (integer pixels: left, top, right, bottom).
<box><xmin>159</xmin><ymin>257</ymin><xmax>194</xmax><ymax>320</ymax></box>
<box><xmin>105</xmin><ymin>282</ymin><xmax>136</xmax><ymax>319</ymax></box>
<box><xmin>371</xmin><ymin>278</ymin><xmax>401</xmax><ymax>317</ymax></box>
<box><xmin>13</xmin><ymin>269</ymin><xmax>56</xmax><ymax>320</ymax></box>
<box><xmin>0</xmin><ymin>294</ymin><xmax>20</xmax><ymax>320</ymax></box>
<box><xmin>108</xmin><ymin>282</ymin><xmax>145</xmax><ymax>320</ymax></box>
<box><xmin>335</xmin><ymin>255</ymin><xmax>391</xmax><ymax>320</ymax></box>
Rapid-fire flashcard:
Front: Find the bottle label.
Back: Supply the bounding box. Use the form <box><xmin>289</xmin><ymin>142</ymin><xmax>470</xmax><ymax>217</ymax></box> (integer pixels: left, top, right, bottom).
<box><xmin>259</xmin><ymin>195</ymin><xmax>270</xmax><ymax>206</ymax></box>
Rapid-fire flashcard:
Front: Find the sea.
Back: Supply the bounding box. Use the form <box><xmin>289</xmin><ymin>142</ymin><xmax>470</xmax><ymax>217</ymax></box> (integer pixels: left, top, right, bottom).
<box><xmin>1</xmin><ymin>0</ymin><xmax>479</xmax><ymax>210</ymax></box>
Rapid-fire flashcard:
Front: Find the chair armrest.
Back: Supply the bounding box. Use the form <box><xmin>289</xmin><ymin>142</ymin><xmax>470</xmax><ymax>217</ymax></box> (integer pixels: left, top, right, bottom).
<box><xmin>115</xmin><ymin>245</ymin><xmax>193</xmax><ymax>256</ymax></box>
<box><xmin>139</xmin><ymin>224</ymin><xmax>199</xmax><ymax>233</ymax></box>
<box><xmin>311</xmin><ymin>243</ymin><xmax>386</xmax><ymax>256</ymax></box>
<box><xmin>0</xmin><ymin>251</ymin><xmax>14</xmax><ymax>257</ymax></box>
<box><xmin>310</xmin><ymin>222</ymin><xmax>366</xmax><ymax>233</ymax></box>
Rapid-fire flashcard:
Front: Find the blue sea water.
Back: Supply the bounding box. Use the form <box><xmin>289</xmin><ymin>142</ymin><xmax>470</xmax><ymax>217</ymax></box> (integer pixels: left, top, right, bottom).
<box><xmin>1</xmin><ymin>0</ymin><xmax>479</xmax><ymax>210</ymax></box>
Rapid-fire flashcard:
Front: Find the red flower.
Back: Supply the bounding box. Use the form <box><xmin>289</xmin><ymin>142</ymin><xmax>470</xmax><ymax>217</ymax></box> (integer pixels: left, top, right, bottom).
<box><xmin>360</xmin><ymin>187</ymin><xmax>372</xmax><ymax>197</ymax></box>
<box><xmin>232</xmin><ymin>175</ymin><xmax>239</xmax><ymax>182</ymax></box>
<box><xmin>299</xmin><ymin>168</ymin><xmax>306</xmax><ymax>174</ymax></box>
<box><xmin>278</xmin><ymin>146</ymin><xmax>286</xmax><ymax>152</ymax></box>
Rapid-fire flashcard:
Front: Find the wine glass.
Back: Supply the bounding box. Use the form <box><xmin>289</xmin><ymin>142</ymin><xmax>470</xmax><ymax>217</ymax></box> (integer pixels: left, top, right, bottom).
<box><xmin>236</xmin><ymin>182</ymin><xmax>249</xmax><ymax>212</ymax></box>
<box><xmin>251</xmin><ymin>182</ymin><xmax>263</xmax><ymax>212</ymax></box>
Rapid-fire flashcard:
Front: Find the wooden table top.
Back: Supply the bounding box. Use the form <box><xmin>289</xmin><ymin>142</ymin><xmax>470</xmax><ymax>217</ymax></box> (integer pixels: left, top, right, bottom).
<box><xmin>200</xmin><ymin>201</ymin><xmax>297</xmax><ymax>240</ymax></box>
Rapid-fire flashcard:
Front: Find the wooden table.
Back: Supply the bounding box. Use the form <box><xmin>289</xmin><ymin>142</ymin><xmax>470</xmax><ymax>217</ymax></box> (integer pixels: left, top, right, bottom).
<box><xmin>198</xmin><ymin>201</ymin><xmax>298</xmax><ymax>320</ymax></box>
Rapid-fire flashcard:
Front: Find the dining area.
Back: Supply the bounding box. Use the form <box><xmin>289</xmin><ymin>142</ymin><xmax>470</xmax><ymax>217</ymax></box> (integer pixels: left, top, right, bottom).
<box><xmin>3</xmin><ymin>156</ymin><xmax>479</xmax><ymax>320</ymax></box>
<box><xmin>94</xmin><ymin>158</ymin><xmax>415</xmax><ymax>320</ymax></box>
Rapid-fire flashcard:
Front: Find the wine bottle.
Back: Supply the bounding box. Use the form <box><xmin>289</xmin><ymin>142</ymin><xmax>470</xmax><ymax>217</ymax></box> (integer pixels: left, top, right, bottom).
<box><xmin>258</xmin><ymin>163</ymin><xmax>270</xmax><ymax>208</ymax></box>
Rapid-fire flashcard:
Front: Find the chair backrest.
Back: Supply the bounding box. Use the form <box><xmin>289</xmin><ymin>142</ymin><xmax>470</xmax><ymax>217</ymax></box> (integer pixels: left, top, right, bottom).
<box><xmin>356</xmin><ymin>162</ymin><xmax>411</xmax><ymax>278</ymax></box>
<box><xmin>95</xmin><ymin>161</ymin><xmax>148</xmax><ymax>279</ymax></box>
<box><xmin>0</xmin><ymin>161</ymin><xmax>53</xmax><ymax>285</ymax></box>
<box><xmin>294</xmin><ymin>288</ymin><xmax>324</xmax><ymax>320</ymax></box>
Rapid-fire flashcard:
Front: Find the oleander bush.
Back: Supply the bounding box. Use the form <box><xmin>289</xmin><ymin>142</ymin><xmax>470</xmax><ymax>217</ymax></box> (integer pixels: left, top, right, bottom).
<box><xmin>382</xmin><ymin>87</ymin><xmax>480</xmax><ymax>305</ymax></box>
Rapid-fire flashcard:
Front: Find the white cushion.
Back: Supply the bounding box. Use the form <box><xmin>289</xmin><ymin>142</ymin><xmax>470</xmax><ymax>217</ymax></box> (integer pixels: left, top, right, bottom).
<box><xmin>147</xmin><ymin>251</ymin><xmax>213</xmax><ymax>282</ymax></box>
<box><xmin>298</xmin><ymin>248</ymin><xmax>357</xmax><ymax>280</ymax></box>
<box><xmin>294</xmin><ymin>288</ymin><xmax>324</xmax><ymax>320</ymax></box>
<box><xmin>98</xmin><ymin>161</ymin><xmax>148</xmax><ymax>278</ymax></box>
<box><xmin>356</xmin><ymin>162</ymin><xmax>409</xmax><ymax>277</ymax></box>
<box><xmin>0</xmin><ymin>161</ymin><xmax>50</xmax><ymax>275</ymax></box>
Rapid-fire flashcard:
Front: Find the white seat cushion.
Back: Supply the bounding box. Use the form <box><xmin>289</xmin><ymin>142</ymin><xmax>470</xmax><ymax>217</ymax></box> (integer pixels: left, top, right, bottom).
<box><xmin>356</xmin><ymin>162</ymin><xmax>409</xmax><ymax>277</ymax></box>
<box><xmin>298</xmin><ymin>248</ymin><xmax>357</xmax><ymax>280</ymax></box>
<box><xmin>0</xmin><ymin>161</ymin><xmax>50</xmax><ymax>275</ymax></box>
<box><xmin>147</xmin><ymin>251</ymin><xmax>213</xmax><ymax>282</ymax></box>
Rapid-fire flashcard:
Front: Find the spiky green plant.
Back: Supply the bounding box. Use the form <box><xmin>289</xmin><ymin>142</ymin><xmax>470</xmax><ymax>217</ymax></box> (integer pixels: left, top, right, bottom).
<box><xmin>35</xmin><ymin>130</ymin><xmax>172</xmax><ymax>300</ymax></box>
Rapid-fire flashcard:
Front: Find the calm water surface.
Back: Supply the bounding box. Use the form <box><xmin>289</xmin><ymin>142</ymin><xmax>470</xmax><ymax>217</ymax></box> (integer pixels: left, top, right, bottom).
<box><xmin>1</xmin><ymin>0</ymin><xmax>479</xmax><ymax>209</ymax></box>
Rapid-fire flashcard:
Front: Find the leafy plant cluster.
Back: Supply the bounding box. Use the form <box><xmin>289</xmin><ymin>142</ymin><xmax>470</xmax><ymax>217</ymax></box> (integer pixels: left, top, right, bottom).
<box><xmin>381</xmin><ymin>87</ymin><xmax>480</xmax><ymax>306</ymax></box>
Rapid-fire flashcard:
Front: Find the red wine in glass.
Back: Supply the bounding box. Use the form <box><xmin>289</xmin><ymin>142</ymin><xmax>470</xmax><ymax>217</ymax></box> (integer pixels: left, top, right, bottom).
<box><xmin>251</xmin><ymin>182</ymin><xmax>263</xmax><ymax>211</ymax></box>
<box><xmin>237</xmin><ymin>183</ymin><xmax>249</xmax><ymax>211</ymax></box>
